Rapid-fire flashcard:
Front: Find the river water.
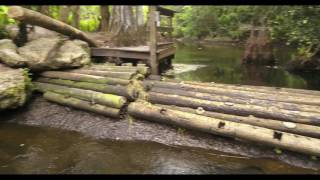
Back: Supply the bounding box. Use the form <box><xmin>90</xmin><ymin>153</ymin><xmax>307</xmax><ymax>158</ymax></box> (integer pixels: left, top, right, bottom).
<box><xmin>173</xmin><ymin>43</ymin><xmax>320</xmax><ymax>90</ymax></box>
<box><xmin>0</xmin><ymin>43</ymin><xmax>320</xmax><ymax>174</ymax></box>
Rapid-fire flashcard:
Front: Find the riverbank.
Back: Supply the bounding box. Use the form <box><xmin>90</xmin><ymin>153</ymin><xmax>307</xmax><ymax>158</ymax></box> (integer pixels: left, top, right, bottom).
<box><xmin>2</xmin><ymin>94</ymin><xmax>320</xmax><ymax>171</ymax></box>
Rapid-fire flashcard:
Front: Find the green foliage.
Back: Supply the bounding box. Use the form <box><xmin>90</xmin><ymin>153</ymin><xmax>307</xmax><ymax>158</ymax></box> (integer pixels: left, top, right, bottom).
<box><xmin>269</xmin><ymin>6</ymin><xmax>320</xmax><ymax>59</ymax></box>
<box><xmin>0</xmin><ymin>6</ymin><xmax>15</xmax><ymax>38</ymax></box>
<box><xmin>79</xmin><ymin>6</ymin><xmax>100</xmax><ymax>32</ymax></box>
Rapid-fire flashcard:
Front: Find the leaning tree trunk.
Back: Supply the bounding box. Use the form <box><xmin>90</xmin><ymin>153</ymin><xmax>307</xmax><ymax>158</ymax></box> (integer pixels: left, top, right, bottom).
<box><xmin>8</xmin><ymin>6</ymin><xmax>99</xmax><ymax>47</ymax></box>
<box><xmin>100</xmin><ymin>6</ymin><xmax>110</xmax><ymax>32</ymax></box>
<box><xmin>242</xmin><ymin>18</ymin><xmax>274</xmax><ymax>65</ymax></box>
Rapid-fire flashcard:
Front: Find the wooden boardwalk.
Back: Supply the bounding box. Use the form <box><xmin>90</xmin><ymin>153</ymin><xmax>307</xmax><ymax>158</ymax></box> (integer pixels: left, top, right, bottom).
<box><xmin>91</xmin><ymin>42</ymin><xmax>176</xmax><ymax>62</ymax></box>
<box><xmin>91</xmin><ymin>6</ymin><xmax>177</xmax><ymax>75</ymax></box>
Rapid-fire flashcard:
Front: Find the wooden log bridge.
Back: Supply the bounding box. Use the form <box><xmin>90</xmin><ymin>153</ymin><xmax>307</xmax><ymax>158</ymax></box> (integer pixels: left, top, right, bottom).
<box><xmin>10</xmin><ymin>6</ymin><xmax>320</xmax><ymax>159</ymax></box>
<box><xmin>32</xmin><ymin>63</ymin><xmax>320</xmax><ymax>158</ymax></box>
<box><xmin>91</xmin><ymin>6</ymin><xmax>177</xmax><ymax>75</ymax></box>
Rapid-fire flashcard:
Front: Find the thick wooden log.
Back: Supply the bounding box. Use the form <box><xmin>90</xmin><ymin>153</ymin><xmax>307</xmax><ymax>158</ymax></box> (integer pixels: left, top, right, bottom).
<box><xmin>36</xmin><ymin>77</ymin><xmax>135</xmax><ymax>99</ymax></box>
<box><xmin>158</xmin><ymin>104</ymin><xmax>320</xmax><ymax>138</ymax></box>
<box><xmin>67</xmin><ymin>69</ymin><xmax>135</xmax><ymax>80</ymax></box>
<box><xmin>44</xmin><ymin>92</ymin><xmax>121</xmax><ymax>118</ymax></box>
<box><xmin>41</xmin><ymin>71</ymin><xmax>130</xmax><ymax>86</ymax></box>
<box><xmin>164</xmin><ymin>79</ymin><xmax>320</xmax><ymax>97</ymax></box>
<box><xmin>150</xmin><ymin>87</ymin><xmax>320</xmax><ymax>114</ymax></box>
<box><xmin>8</xmin><ymin>6</ymin><xmax>99</xmax><ymax>47</ymax></box>
<box><xmin>148</xmin><ymin>92</ymin><xmax>320</xmax><ymax>126</ymax></box>
<box><xmin>87</xmin><ymin>65</ymin><xmax>150</xmax><ymax>75</ymax></box>
<box><xmin>34</xmin><ymin>82</ymin><xmax>127</xmax><ymax>109</ymax></box>
<box><xmin>144</xmin><ymin>80</ymin><xmax>320</xmax><ymax>106</ymax></box>
<box><xmin>128</xmin><ymin>102</ymin><xmax>320</xmax><ymax>156</ymax></box>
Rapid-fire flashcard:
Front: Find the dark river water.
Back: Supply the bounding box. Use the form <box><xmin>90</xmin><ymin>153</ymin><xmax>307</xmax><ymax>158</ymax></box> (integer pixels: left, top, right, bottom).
<box><xmin>173</xmin><ymin>43</ymin><xmax>320</xmax><ymax>90</ymax></box>
<box><xmin>0</xmin><ymin>123</ymin><xmax>318</xmax><ymax>174</ymax></box>
<box><xmin>1</xmin><ymin>43</ymin><xmax>320</xmax><ymax>174</ymax></box>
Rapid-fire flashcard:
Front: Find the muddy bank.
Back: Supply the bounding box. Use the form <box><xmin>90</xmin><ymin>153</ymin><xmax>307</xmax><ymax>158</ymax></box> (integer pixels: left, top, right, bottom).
<box><xmin>1</xmin><ymin>94</ymin><xmax>320</xmax><ymax>171</ymax></box>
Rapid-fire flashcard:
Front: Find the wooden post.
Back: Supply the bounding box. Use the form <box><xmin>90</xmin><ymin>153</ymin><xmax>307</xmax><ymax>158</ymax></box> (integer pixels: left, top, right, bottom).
<box><xmin>168</xmin><ymin>17</ymin><xmax>173</xmax><ymax>42</ymax></box>
<box><xmin>149</xmin><ymin>6</ymin><xmax>159</xmax><ymax>75</ymax></box>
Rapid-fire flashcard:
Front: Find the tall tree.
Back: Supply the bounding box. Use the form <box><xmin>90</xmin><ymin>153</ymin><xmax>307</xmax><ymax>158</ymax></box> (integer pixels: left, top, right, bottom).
<box><xmin>109</xmin><ymin>6</ymin><xmax>143</xmax><ymax>46</ymax></box>
<box><xmin>39</xmin><ymin>6</ymin><xmax>50</xmax><ymax>16</ymax></box>
<box><xmin>59</xmin><ymin>6</ymin><xmax>70</xmax><ymax>24</ymax></box>
<box><xmin>71</xmin><ymin>6</ymin><xmax>80</xmax><ymax>29</ymax></box>
<box><xmin>136</xmin><ymin>6</ymin><xmax>144</xmax><ymax>27</ymax></box>
<box><xmin>100</xmin><ymin>6</ymin><xmax>110</xmax><ymax>31</ymax></box>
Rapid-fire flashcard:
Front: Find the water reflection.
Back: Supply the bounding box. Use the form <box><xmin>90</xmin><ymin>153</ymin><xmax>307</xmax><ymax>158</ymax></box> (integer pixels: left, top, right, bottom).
<box><xmin>173</xmin><ymin>43</ymin><xmax>320</xmax><ymax>90</ymax></box>
<box><xmin>0</xmin><ymin>123</ymin><xmax>318</xmax><ymax>174</ymax></box>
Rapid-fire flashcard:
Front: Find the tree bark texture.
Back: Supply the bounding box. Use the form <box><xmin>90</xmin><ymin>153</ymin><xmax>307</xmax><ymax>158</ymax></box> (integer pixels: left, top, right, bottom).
<box><xmin>44</xmin><ymin>91</ymin><xmax>121</xmax><ymax>118</ymax></box>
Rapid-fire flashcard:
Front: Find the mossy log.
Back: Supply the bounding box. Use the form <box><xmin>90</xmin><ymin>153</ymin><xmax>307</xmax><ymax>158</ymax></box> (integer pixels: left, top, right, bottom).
<box><xmin>41</xmin><ymin>71</ymin><xmax>130</xmax><ymax>86</ymax></box>
<box><xmin>164</xmin><ymin>79</ymin><xmax>320</xmax><ymax>98</ymax></box>
<box><xmin>8</xmin><ymin>6</ymin><xmax>98</xmax><ymax>47</ymax></box>
<box><xmin>36</xmin><ymin>77</ymin><xmax>136</xmax><ymax>100</ymax></box>
<box><xmin>158</xmin><ymin>104</ymin><xmax>320</xmax><ymax>138</ymax></box>
<box><xmin>148</xmin><ymin>92</ymin><xmax>320</xmax><ymax>126</ymax></box>
<box><xmin>34</xmin><ymin>82</ymin><xmax>127</xmax><ymax>109</ymax></box>
<box><xmin>44</xmin><ymin>91</ymin><xmax>121</xmax><ymax>118</ymax></box>
<box><xmin>128</xmin><ymin>102</ymin><xmax>320</xmax><ymax>157</ymax></box>
<box><xmin>150</xmin><ymin>87</ymin><xmax>320</xmax><ymax>114</ymax></box>
<box><xmin>87</xmin><ymin>65</ymin><xmax>150</xmax><ymax>75</ymax></box>
<box><xmin>67</xmin><ymin>69</ymin><xmax>135</xmax><ymax>80</ymax></box>
<box><xmin>144</xmin><ymin>80</ymin><xmax>320</xmax><ymax>106</ymax></box>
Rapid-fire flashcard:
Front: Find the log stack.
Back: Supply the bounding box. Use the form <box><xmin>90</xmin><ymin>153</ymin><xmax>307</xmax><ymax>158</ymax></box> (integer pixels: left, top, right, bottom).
<box><xmin>125</xmin><ymin>78</ymin><xmax>320</xmax><ymax>157</ymax></box>
<box><xmin>34</xmin><ymin>63</ymin><xmax>150</xmax><ymax>118</ymax></box>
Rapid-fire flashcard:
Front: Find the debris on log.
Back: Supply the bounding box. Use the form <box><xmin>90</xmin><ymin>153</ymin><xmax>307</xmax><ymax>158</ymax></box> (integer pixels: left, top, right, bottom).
<box><xmin>128</xmin><ymin>102</ymin><xmax>320</xmax><ymax>157</ymax></box>
<box><xmin>158</xmin><ymin>104</ymin><xmax>320</xmax><ymax>138</ymax></box>
<box><xmin>147</xmin><ymin>92</ymin><xmax>320</xmax><ymax>126</ymax></box>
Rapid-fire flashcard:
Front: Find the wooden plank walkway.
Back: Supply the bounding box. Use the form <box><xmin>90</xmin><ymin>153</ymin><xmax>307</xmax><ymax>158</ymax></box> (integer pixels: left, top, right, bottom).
<box><xmin>91</xmin><ymin>43</ymin><xmax>176</xmax><ymax>61</ymax></box>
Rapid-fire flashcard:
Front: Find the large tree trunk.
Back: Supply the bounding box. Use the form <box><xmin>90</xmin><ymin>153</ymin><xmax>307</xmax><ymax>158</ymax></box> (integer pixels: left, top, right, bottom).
<box><xmin>147</xmin><ymin>92</ymin><xmax>320</xmax><ymax>126</ymax></box>
<box><xmin>44</xmin><ymin>91</ymin><xmax>121</xmax><ymax>118</ymax></box>
<box><xmin>128</xmin><ymin>102</ymin><xmax>320</xmax><ymax>157</ymax></box>
<box><xmin>35</xmin><ymin>82</ymin><xmax>127</xmax><ymax>109</ymax></box>
<box><xmin>8</xmin><ymin>6</ymin><xmax>99</xmax><ymax>47</ymax></box>
<box><xmin>100</xmin><ymin>6</ymin><xmax>110</xmax><ymax>32</ymax></box>
<box><xmin>71</xmin><ymin>6</ymin><xmax>80</xmax><ymax>29</ymax></box>
<box><xmin>109</xmin><ymin>6</ymin><xmax>143</xmax><ymax>46</ymax></box>
<box><xmin>59</xmin><ymin>6</ymin><xmax>70</xmax><ymax>24</ymax></box>
<box><xmin>136</xmin><ymin>6</ymin><xmax>144</xmax><ymax>26</ymax></box>
<box><xmin>158</xmin><ymin>104</ymin><xmax>320</xmax><ymax>138</ymax></box>
<box><xmin>40</xmin><ymin>71</ymin><xmax>130</xmax><ymax>85</ymax></box>
<box><xmin>242</xmin><ymin>18</ymin><xmax>274</xmax><ymax>65</ymax></box>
